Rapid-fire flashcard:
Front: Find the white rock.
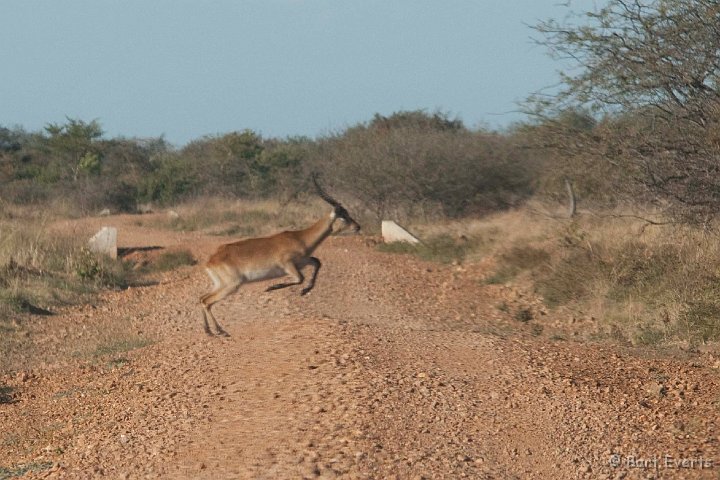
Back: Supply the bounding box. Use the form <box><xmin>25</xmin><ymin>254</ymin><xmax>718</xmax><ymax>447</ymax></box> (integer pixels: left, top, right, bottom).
<box><xmin>88</xmin><ymin>226</ymin><xmax>118</xmax><ymax>259</ymax></box>
<box><xmin>381</xmin><ymin>220</ymin><xmax>420</xmax><ymax>244</ymax></box>
<box><xmin>137</xmin><ymin>202</ymin><xmax>153</xmax><ymax>214</ymax></box>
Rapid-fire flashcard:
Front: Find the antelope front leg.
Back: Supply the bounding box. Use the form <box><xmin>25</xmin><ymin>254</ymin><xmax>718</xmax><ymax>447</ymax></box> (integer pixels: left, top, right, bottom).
<box><xmin>300</xmin><ymin>257</ymin><xmax>321</xmax><ymax>296</ymax></box>
<box><xmin>265</xmin><ymin>261</ymin><xmax>304</xmax><ymax>292</ymax></box>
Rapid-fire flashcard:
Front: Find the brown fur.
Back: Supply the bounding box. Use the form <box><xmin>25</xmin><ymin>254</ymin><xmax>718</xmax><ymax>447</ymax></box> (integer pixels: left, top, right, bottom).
<box><xmin>200</xmin><ymin>209</ymin><xmax>359</xmax><ymax>336</ymax></box>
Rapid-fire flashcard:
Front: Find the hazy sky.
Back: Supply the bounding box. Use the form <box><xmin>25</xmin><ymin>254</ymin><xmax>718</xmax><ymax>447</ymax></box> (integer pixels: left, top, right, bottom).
<box><xmin>0</xmin><ymin>1</ymin><xmax>596</xmax><ymax>146</ymax></box>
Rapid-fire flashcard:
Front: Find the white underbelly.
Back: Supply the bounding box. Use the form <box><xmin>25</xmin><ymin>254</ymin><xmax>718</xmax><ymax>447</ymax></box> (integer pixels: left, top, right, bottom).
<box><xmin>243</xmin><ymin>266</ymin><xmax>286</xmax><ymax>283</ymax></box>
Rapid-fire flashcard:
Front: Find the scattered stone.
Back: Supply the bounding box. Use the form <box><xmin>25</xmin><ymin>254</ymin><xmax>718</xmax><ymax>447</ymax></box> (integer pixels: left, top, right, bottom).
<box><xmin>6</xmin><ymin>213</ymin><xmax>720</xmax><ymax>480</ymax></box>
<box><xmin>646</xmin><ymin>381</ymin><xmax>667</xmax><ymax>397</ymax></box>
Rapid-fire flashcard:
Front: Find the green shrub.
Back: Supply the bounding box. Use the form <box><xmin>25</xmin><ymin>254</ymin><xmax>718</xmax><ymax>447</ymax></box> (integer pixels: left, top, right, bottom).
<box><xmin>487</xmin><ymin>245</ymin><xmax>551</xmax><ymax>284</ymax></box>
<box><xmin>73</xmin><ymin>248</ymin><xmax>132</xmax><ymax>288</ymax></box>
<box><xmin>514</xmin><ymin>308</ymin><xmax>534</xmax><ymax>322</ymax></box>
<box><xmin>93</xmin><ymin>337</ymin><xmax>153</xmax><ymax>357</ymax></box>
<box><xmin>0</xmin><ymin>219</ymin><xmax>137</xmax><ymax>322</ymax></box>
<box><xmin>631</xmin><ymin>324</ymin><xmax>667</xmax><ymax>346</ymax></box>
<box><xmin>677</xmin><ymin>301</ymin><xmax>720</xmax><ymax>343</ymax></box>
<box><xmin>163</xmin><ymin>208</ymin><xmax>272</xmax><ymax>233</ymax></box>
<box><xmin>318</xmin><ymin>111</ymin><xmax>536</xmax><ymax>220</ymax></box>
<box><xmin>536</xmin><ymin>248</ymin><xmax>604</xmax><ymax>307</ymax></box>
<box><xmin>0</xmin><ymin>461</ymin><xmax>54</xmax><ymax>479</ymax></box>
<box><xmin>139</xmin><ymin>153</ymin><xmax>199</xmax><ymax>204</ymax></box>
<box><xmin>0</xmin><ymin>385</ymin><xmax>13</xmax><ymax>404</ymax></box>
<box><xmin>607</xmin><ymin>241</ymin><xmax>682</xmax><ymax>301</ymax></box>
<box><xmin>377</xmin><ymin>234</ymin><xmax>475</xmax><ymax>264</ymax></box>
<box><xmin>150</xmin><ymin>250</ymin><xmax>196</xmax><ymax>272</ymax></box>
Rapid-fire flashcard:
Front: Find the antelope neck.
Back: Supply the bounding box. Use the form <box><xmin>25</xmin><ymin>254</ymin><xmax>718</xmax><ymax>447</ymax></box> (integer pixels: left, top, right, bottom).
<box><xmin>300</xmin><ymin>210</ymin><xmax>336</xmax><ymax>252</ymax></box>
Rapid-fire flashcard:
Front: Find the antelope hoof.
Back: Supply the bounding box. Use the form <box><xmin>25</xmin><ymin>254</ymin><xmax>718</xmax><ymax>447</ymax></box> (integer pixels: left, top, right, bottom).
<box><xmin>300</xmin><ymin>287</ymin><xmax>312</xmax><ymax>296</ymax></box>
<box><xmin>215</xmin><ymin>328</ymin><xmax>231</xmax><ymax>337</ymax></box>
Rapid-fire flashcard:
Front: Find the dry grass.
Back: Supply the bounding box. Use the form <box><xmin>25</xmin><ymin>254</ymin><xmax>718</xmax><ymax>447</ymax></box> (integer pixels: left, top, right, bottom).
<box><xmin>149</xmin><ymin>197</ymin><xmax>328</xmax><ymax>238</ymax></box>
<box><xmin>0</xmin><ymin>461</ymin><xmax>54</xmax><ymax>479</ymax></box>
<box><xmin>139</xmin><ymin>249</ymin><xmax>197</xmax><ymax>273</ymax></box>
<box><xmin>7</xmin><ymin>196</ymin><xmax>720</xmax><ymax>355</ymax></box>
<box><xmin>0</xmin><ymin>211</ymin><xmax>140</xmax><ymax>373</ymax></box>
<box><xmin>0</xmin><ymin>215</ymin><xmax>130</xmax><ymax>319</ymax></box>
<box><xmin>396</xmin><ymin>206</ymin><xmax>720</xmax><ymax>347</ymax></box>
<box><xmin>92</xmin><ymin>336</ymin><xmax>154</xmax><ymax>360</ymax></box>
<box><xmin>495</xmin><ymin>211</ymin><xmax>720</xmax><ymax>346</ymax></box>
<box><xmin>376</xmin><ymin>234</ymin><xmax>477</xmax><ymax>264</ymax></box>
<box><xmin>0</xmin><ymin>197</ymin><xmax>344</xmax><ymax>374</ymax></box>
<box><xmin>148</xmin><ymin>198</ymin><xmax>720</xmax><ymax>348</ymax></box>
<box><xmin>407</xmin><ymin>208</ymin><xmax>559</xmax><ymax>261</ymax></box>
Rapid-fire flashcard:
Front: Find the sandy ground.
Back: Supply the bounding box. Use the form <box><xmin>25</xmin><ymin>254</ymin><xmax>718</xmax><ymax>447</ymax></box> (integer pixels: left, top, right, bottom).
<box><xmin>2</xmin><ymin>213</ymin><xmax>720</xmax><ymax>479</ymax></box>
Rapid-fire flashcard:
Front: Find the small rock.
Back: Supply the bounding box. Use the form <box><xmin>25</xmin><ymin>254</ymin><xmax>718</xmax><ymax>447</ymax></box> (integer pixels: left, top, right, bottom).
<box><xmin>303</xmin><ymin>463</ymin><xmax>321</xmax><ymax>477</ymax></box>
<box><xmin>137</xmin><ymin>202</ymin><xmax>153</xmax><ymax>214</ymax></box>
<box><xmin>646</xmin><ymin>381</ymin><xmax>667</xmax><ymax>397</ymax></box>
<box><xmin>88</xmin><ymin>226</ymin><xmax>118</xmax><ymax>259</ymax></box>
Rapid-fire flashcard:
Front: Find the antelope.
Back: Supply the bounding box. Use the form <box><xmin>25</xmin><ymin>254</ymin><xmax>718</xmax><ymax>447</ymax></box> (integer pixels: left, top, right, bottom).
<box><xmin>199</xmin><ymin>177</ymin><xmax>361</xmax><ymax>336</ymax></box>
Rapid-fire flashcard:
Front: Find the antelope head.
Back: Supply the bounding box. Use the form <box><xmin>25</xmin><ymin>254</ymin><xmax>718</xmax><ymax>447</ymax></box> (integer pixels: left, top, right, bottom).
<box><xmin>313</xmin><ymin>175</ymin><xmax>361</xmax><ymax>234</ymax></box>
<box><xmin>200</xmin><ymin>174</ymin><xmax>361</xmax><ymax>336</ymax></box>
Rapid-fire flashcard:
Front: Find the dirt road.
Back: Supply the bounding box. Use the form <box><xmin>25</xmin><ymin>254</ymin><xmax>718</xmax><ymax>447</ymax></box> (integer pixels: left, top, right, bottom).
<box><xmin>2</xmin><ymin>214</ymin><xmax>720</xmax><ymax>479</ymax></box>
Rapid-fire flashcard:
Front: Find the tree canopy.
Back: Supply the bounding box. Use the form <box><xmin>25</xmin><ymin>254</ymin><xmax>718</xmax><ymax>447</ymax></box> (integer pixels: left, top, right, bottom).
<box><xmin>529</xmin><ymin>0</ymin><xmax>720</xmax><ymax>223</ymax></box>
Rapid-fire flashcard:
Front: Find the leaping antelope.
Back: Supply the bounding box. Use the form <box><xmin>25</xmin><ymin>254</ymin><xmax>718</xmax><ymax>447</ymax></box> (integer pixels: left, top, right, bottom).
<box><xmin>200</xmin><ymin>176</ymin><xmax>361</xmax><ymax>336</ymax></box>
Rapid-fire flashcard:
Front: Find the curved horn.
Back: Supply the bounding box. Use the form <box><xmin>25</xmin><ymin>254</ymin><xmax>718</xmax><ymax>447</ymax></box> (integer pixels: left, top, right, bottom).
<box><xmin>312</xmin><ymin>174</ymin><xmax>341</xmax><ymax>207</ymax></box>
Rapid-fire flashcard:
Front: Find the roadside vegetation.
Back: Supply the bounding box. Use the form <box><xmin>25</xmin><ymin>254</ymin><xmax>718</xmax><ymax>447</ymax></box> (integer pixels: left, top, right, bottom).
<box><xmin>144</xmin><ymin>197</ymin><xmax>325</xmax><ymax>237</ymax></box>
<box><xmin>0</xmin><ymin>209</ymin><xmax>130</xmax><ymax>320</ymax></box>
<box><xmin>1</xmin><ymin>0</ymin><xmax>720</xmax><ymax>349</ymax></box>
<box><xmin>393</xmin><ymin>210</ymin><xmax>720</xmax><ymax>347</ymax></box>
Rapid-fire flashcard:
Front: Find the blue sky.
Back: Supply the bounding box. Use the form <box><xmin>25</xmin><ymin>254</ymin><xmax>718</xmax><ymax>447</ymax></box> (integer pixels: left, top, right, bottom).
<box><xmin>0</xmin><ymin>1</ymin><xmax>596</xmax><ymax>146</ymax></box>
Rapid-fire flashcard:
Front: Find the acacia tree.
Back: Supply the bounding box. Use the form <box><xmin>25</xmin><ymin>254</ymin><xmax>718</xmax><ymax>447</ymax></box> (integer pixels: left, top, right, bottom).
<box><xmin>44</xmin><ymin>118</ymin><xmax>104</xmax><ymax>181</ymax></box>
<box><xmin>529</xmin><ymin>0</ymin><xmax>720</xmax><ymax>222</ymax></box>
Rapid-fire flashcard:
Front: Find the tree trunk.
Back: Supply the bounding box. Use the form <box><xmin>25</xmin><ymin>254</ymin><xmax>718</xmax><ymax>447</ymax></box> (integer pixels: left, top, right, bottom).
<box><xmin>565</xmin><ymin>178</ymin><xmax>576</xmax><ymax>218</ymax></box>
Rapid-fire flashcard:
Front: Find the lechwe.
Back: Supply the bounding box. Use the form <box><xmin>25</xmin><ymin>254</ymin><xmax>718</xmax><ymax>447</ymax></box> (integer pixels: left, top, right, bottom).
<box><xmin>200</xmin><ymin>177</ymin><xmax>361</xmax><ymax>336</ymax></box>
